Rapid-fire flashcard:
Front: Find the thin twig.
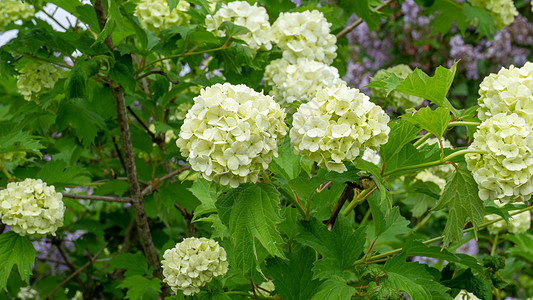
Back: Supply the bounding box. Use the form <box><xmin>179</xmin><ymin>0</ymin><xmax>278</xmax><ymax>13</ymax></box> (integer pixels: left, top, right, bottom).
<box><xmin>112</xmin><ymin>137</ymin><xmax>126</xmax><ymax>172</ymax></box>
<box><xmin>324</xmin><ymin>182</ymin><xmax>358</xmax><ymax>229</ymax></box>
<box><xmin>141</xmin><ymin>166</ymin><xmax>191</xmax><ymax>197</ymax></box>
<box><xmin>46</xmin><ymin>242</ymin><xmax>109</xmax><ymax>299</ymax></box>
<box><xmin>336</xmin><ymin>0</ymin><xmax>397</xmax><ymax>40</ymax></box>
<box><xmin>126</xmin><ymin>106</ymin><xmax>158</xmax><ymax>142</ymax></box>
<box><xmin>137</xmin><ymin>70</ymin><xmax>180</xmax><ymax>84</ymax></box>
<box><xmin>62</xmin><ymin>193</ymin><xmax>132</xmax><ymax>203</ymax></box>
<box><xmin>174</xmin><ymin>203</ymin><xmax>195</xmax><ymax>237</ymax></box>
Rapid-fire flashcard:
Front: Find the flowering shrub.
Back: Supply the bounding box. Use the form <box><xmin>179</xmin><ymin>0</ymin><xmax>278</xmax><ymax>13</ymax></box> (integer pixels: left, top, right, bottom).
<box><xmin>16</xmin><ymin>61</ymin><xmax>64</xmax><ymax>101</ymax></box>
<box><xmin>0</xmin><ymin>0</ymin><xmax>33</xmax><ymax>29</ymax></box>
<box><xmin>177</xmin><ymin>83</ymin><xmax>287</xmax><ymax>187</ymax></box>
<box><xmin>0</xmin><ymin>179</ymin><xmax>64</xmax><ymax>237</ymax></box>
<box><xmin>371</xmin><ymin>64</ymin><xmax>424</xmax><ymax>112</ymax></box>
<box><xmin>134</xmin><ymin>0</ymin><xmax>190</xmax><ymax>34</ymax></box>
<box><xmin>485</xmin><ymin>201</ymin><xmax>532</xmax><ymax>234</ymax></box>
<box><xmin>161</xmin><ymin>237</ymin><xmax>228</xmax><ymax>295</ymax></box>
<box><xmin>467</xmin><ymin>0</ymin><xmax>518</xmax><ymax>29</ymax></box>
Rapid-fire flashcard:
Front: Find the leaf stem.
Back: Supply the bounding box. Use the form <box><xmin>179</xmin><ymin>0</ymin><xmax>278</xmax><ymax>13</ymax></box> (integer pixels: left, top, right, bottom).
<box><xmin>490</xmin><ymin>232</ymin><xmax>499</xmax><ymax>256</ymax></box>
<box><xmin>413</xmin><ymin>132</ymin><xmax>432</xmax><ymax>148</ymax></box>
<box><xmin>448</xmin><ymin>121</ymin><xmax>481</xmax><ymax>127</ymax></box>
<box><xmin>341</xmin><ymin>185</ymin><xmax>377</xmax><ymax>217</ymax></box>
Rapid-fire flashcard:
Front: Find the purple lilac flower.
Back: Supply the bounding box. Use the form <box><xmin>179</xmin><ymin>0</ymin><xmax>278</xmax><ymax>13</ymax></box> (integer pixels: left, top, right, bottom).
<box><xmin>456</xmin><ymin>238</ymin><xmax>479</xmax><ymax>256</ymax></box>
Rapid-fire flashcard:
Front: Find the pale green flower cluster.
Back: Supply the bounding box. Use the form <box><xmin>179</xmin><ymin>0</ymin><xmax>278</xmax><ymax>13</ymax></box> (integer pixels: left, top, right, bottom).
<box><xmin>264</xmin><ymin>58</ymin><xmax>345</xmax><ymax>106</ymax></box>
<box><xmin>468</xmin><ymin>0</ymin><xmax>518</xmax><ymax>29</ymax></box>
<box><xmin>3</xmin><ymin>151</ymin><xmax>26</xmax><ymax>164</ymax></box>
<box><xmin>17</xmin><ymin>61</ymin><xmax>64</xmax><ymax>101</ymax></box>
<box><xmin>362</xmin><ymin>148</ymin><xmax>381</xmax><ymax>166</ymax></box>
<box><xmin>371</xmin><ymin>64</ymin><xmax>424</xmax><ymax>112</ymax></box>
<box><xmin>477</xmin><ymin>62</ymin><xmax>533</xmax><ymax>122</ymax></box>
<box><xmin>0</xmin><ymin>0</ymin><xmax>34</xmax><ymax>30</ymax></box>
<box><xmin>290</xmin><ymin>85</ymin><xmax>390</xmax><ymax>173</ymax></box>
<box><xmin>485</xmin><ymin>201</ymin><xmax>531</xmax><ymax>234</ymax></box>
<box><xmin>254</xmin><ymin>280</ymin><xmax>275</xmax><ymax>296</ymax></box>
<box><xmin>454</xmin><ymin>290</ymin><xmax>480</xmax><ymax>300</ymax></box>
<box><xmin>16</xmin><ymin>287</ymin><xmax>40</xmax><ymax>300</ymax></box>
<box><xmin>466</xmin><ymin>113</ymin><xmax>533</xmax><ymax>203</ymax></box>
<box><xmin>206</xmin><ymin>1</ymin><xmax>271</xmax><ymax>51</ymax></box>
<box><xmin>177</xmin><ymin>83</ymin><xmax>287</xmax><ymax>187</ymax></box>
<box><xmin>135</xmin><ymin>0</ymin><xmax>190</xmax><ymax>34</ymax></box>
<box><xmin>271</xmin><ymin>10</ymin><xmax>337</xmax><ymax>64</ymax></box>
<box><xmin>171</xmin><ymin>103</ymin><xmax>193</xmax><ymax>121</ymax></box>
<box><xmin>0</xmin><ymin>178</ymin><xmax>65</xmax><ymax>237</ymax></box>
<box><xmin>161</xmin><ymin>237</ymin><xmax>229</xmax><ymax>296</ymax></box>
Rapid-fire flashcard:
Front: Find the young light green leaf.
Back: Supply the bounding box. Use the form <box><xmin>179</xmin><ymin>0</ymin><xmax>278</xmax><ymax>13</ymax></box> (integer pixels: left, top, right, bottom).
<box><xmin>433</xmin><ymin>171</ymin><xmax>484</xmax><ymax>247</ymax></box>
<box><xmin>402</xmin><ymin>107</ymin><xmax>451</xmax><ymax>139</ymax></box>
<box><xmin>117</xmin><ymin>275</ymin><xmax>161</xmax><ymax>300</ymax></box>
<box><xmin>216</xmin><ymin>183</ymin><xmax>285</xmax><ymax>273</ymax></box>
<box><xmin>269</xmin><ymin>136</ymin><xmax>302</xmax><ymax>182</ymax></box>
<box><xmin>190</xmin><ymin>178</ymin><xmax>224</xmax><ymax>219</ymax></box>
<box><xmin>0</xmin><ymin>232</ymin><xmax>36</xmax><ymax>291</ymax></box>
<box><xmin>368</xmin><ymin>71</ymin><xmax>403</xmax><ymax>96</ymax></box>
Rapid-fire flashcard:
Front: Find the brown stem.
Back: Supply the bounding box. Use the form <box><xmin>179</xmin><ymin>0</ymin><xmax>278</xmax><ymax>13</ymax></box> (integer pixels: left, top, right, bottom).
<box><xmin>324</xmin><ymin>182</ymin><xmax>358</xmax><ymax>230</ymax></box>
<box><xmin>62</xmin><ymin>193</ymin><xmax>131</xmax><ymax>202</ymax></box>
<box><xmin>141</xmin><ymin>166</ymin><xmax>191</xmax><ymax>197</ymax></box>
<box><xmin>174</xmin><ymin>203</ymin><xmax>195</xmax><ymax>237</ymax></box>
<box><xmin>137</xmin><ymin>70</ymin><xmax>180</xmax><ymax>84</ymax></box>
<box><xmin>112</xmin><ymin>136</ymin><xmax>126</xmax><ymax>173</ymax></box>
<box><xmin>127</xmin><ymin>106</ymin><xmax>159</xmax><ymax>143</ymax></box>
<box><xmin>336</xmin><ymin>0</ymin><xmax>397</xmax><ymax>40</ymax></box>
<box><xmin>94</xmin><ymin>0</ymin><xmax>163</xmax><ymax>282</ymax></box>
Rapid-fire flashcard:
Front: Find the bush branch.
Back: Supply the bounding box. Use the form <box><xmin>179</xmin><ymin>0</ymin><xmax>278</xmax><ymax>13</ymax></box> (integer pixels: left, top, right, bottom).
<box><xmin>62</xmin><ymin>193</ymin><xmax>132</xmax><ymax>203</ymax></box>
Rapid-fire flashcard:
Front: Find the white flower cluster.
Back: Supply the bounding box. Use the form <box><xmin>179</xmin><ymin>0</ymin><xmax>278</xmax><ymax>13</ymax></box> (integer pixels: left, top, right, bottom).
<box><xmin>466</xmin><ymin>113</ymin><xmax>533</xmax><ymax>203</ymax></box>
<box><xmin>264</xmin><ymin>58</ymin><xmax>345</xmax><ymax>106</ymax></box>
<box><xmin>161</xmin><ymin>237</ymin><xmax>229</xmax><ymax>296</ymax></box>
<box><xmin>206</xmin><ymin>1</ymin><xmax>271</xmax><ymax>51</ymax></box>
<box><xmin>16</xmin><ymin>287</ymin><xmax>40</xmax><ymax>300</ymax></box>
<box><xmin>0</xmin><ymin>0</ymin><xmax>34</xmax><ymax>30</ymax></box>
<box><xmin>17</xmin><ymin>61</ymin><xmax>64</xmax><ymax>101</ymax></box>
<box><xmin>271</xmin><ymin>10</ymin><xmax>337</xmax><ymax>64</ymax></box>
<box><xmin>177</xmin><ymin>83</ymin><xmax>287</xmax><ymax>187</ymax></box>
<box><xmin>454</xmin><ymin>290</ymin><xmax>480</xmax><ymax>300</ymax></box>
<box><xmin>362</xmin><ymin>148</ymin><xmax>381</xmax><ymax>166</ymax></box>
<box><xmin>485</xmin><ymin>201</ymin><xmax>531</xmax><ymax>234</ymax></box>
<box><xmin>477</xmin><ymin>62</ymin><xmax>533</xmax><ymax>122</ymax></box>
<box><xmin>372</xmin><ymin>64</ymin><xmax>424</xmax><ymax>112</ymax></box>
<box><xmin>135</xmin><ymin>0</ymin><xmax>190</xmax><ymax>34</ymax></box>
<box><xmin>290</xmin><ymin>85</ymin><xmax>390</xmax><ymax>173</ymax></box>
<box><xmin>0</xmin><ymin>178</ymin><xmax>65</xmax><ymax>236</ymax></box>
<box><xmin>468</xmin><ymin>0</ymin><xmax>518</xmax><ymax>29</ymax></box>
<box><xmin>415</xmin><ymin>138</ymin><xmax>455</xmax><ymax>193</ymax></box>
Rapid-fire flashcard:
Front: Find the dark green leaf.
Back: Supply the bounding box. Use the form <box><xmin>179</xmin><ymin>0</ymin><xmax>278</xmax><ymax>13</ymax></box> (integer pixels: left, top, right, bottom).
<box><xmin>109</xmin><ymin>254</ymin><xmax>149</xmax><ymax>277</ymax></box>
<box><xmin>117</xmin><ymin>275</ymin><xmax>161</xmax><ymax>300</ymax></box>
<box><xmin>427</xmin><ymin>0</ymin><xmax>467</xmax><ymax>36</ymax></box>
<box><xmin>56</xmin><ymin>101</ymin><xmax>105</xmax><ymax>146</ymax></box>
<box><xmin>441</xmin><ymin>268</ymin><xmax>491</xmax><ymax>300</ymax></box>
<box><xmin>463</xmin><ymin>3</ymin><xmax>496</xmax><ymax>37</ymax></box>
<box><xmin>0</xmin><ymin>232</ymin><xmax>36</xmax><ymax>291</ymax></box>
<box><xmin>0</xmin><ymin>131</ymin><xmax>43</xmax><ymax>156</ymax></box>
<box><xmin>65</xmin><ymin>58</ymin><xmax>100</xmax><ymax>99</ymax></box>
<box><xmin>36</xmin><ymin>160</ymin><xmax>91</xmax><ymax>186</ymax></box>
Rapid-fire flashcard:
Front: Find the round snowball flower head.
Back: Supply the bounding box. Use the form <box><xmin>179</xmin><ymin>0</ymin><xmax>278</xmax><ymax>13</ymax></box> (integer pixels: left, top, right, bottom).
<box><xmin>176</xmin><ymin>83</ymin><xmax>288</xmax><ymax>188</ymax></box>
<box><xmin>135</xmin><ymin>0</ymin><xmax>190</xmax><ymax>34</ymax></box>
<box><xmin>465</xmin><ymin>113</ymin><xmax>533</xmax><ymax>203</ymax></box>
<box><xmin>477</xmin><ymin>62</ymin><xmax>533</xmax><ymax>122</ymax></box>
<box><xmin>264</xmin><ymin>58</ymin><xmax>346</xmax><ymax>106</ymax></box>
<box><xmin>467</xmin><ymin>0</ymin><xmax>518</xmax><ymax>29</ymax></box>
<box><xmin>371</xmin><ymin>64</ymin><xmax>424</xmax><ymax>112</ymax></box>
<box><xmin>290</xmin><ymin>85</ymin><xmax>390</xmax><ymax>173</ymax></box>
<box><xmin>161</xmin><ymin>237</ymin><xmax>229</xmax><ymax>296</ymax></box>
<box><xmin>205</xmin><ymin>1</ymin><xmax>271</xmax><ymax>51</ymax></box>
<box><xmin>0</xmin><ymin>178</ymin><xmax>65</xmax><ymax>237</ymax></box>
<box><xmin>454</xmin><ymin>290</ymin><xmax>480</xmax><ymax>300</ymax></box>
<box><xmin>485</xmin><ymin>201</ymin><xmax>531</xmax><ymax>234</ymax></box>
<box><xmin>16</xmin><ymin>286</ymin><xmax>40</xmax><ymax>300</ymax></box>
<box><xmin>17</xmin><ymin>61</ymin><xmax>64</xmax><ymax>101</ymax></box>
<box><xmin>271</xmin><ymin>10</ymin><xmax>337</xmax><ymax>64</ymax></box>
<box><xmin>0</xmin><ymin>0</ymin><xmax>34</xmax><ymax>30</ymax></box>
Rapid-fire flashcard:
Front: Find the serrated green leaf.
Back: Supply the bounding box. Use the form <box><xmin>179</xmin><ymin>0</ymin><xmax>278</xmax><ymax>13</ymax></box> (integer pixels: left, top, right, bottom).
<box><xmin>463</xmin><ymin>3</ymin><xmax>496</xmax><ymax>37</ymax></box>
<box><xmin>402</xmin><ymin>107</ymin><xmax>451</xmax><ymax>139</ymax></box>
<box><xmin>36</xmin><ymin>160</ymin><xmax>91</xmax><ymax>187</ymax></box>
<box><xmin>0</xmin><ymin>232</ymin><xmax>36</xmax><ymax>291</ymax></box>
<box><xmin>167</xmin><ymin>0</ymin><xmax>180</xmax><ymax>12</ymax></box>
<box><xmin>368</xmin><ymin>72</ymin><xmax>403</xmax><ymax>96</ymax></box>
<box><xmin>270</xmin><ymin>136</ymin><xmax>301</xmax><ymax>182</ymax></box>
<box><xmin>354</xmin><ymin>159</ymin><xmax>390</xmax><ymax>208</ymax></box>
<box><xmin>76</xmin><ymin>5</ymin><xmax>100</xmax><ymax>33</ymax></box>
<box><xmin>109</xmin><ymin>54</ymin><xmax>136</xmax><ymax>92</ymax></box>
<box><xmin>347</xmin><ymin>0</ymin><xmax>382</xmax><ymax>30</ymax></box>
<box><xmin>380</xmin><ymin>120</ymin><xmax>420</xmax><ymax>164</ymax></box>
<box><xmin>219</xmin><ymin>21</ymin><xmax>249</xmax><ymax>37</ymax></box>
<box><xmin>109</xmin><ymin>254</ymin><xmax>149</xmax><ymax>277</ymax></box>
<box><xmin>296</xmin><ymin>216</ymin><xmax>366</xmax><ymax>279</ymax></box>
<box><xmin>93</xmin><ymin>180</ymin><xmax>130</xmax><ymax>197</ymax></box>
<box><xmin>266</xmin><ymin>247</ymin><xmax>322</xmax><ymax>300</ymax></box>
<box><xmin>433</xmin><ymin>171</ymin><xmax>484</xmax><ymax>247</ymax></box>
<box><xmin>311</xmin><ymin>276</ymin><xmax>355</xmax><ymax>300</ymax></box>
<box><xmin>65</xmin><ymin>58</ymin><xmax>100</xmax><ymax>99</ymax></box>
<box><xmin>190</xmin><ymin>178</ymin><xmax>224</xmax><ymax>219</ymax></box>
<box><xmin>368</xmin><ymin>191</ymin><xmax>412</xmax><ymax>239</ymax></box>
<box><xmin>216</xmin><ymin>183</ymin><xmax>285</xmax><ymax>273</ymax></box>
<box><xmin>404</xmin><ymin>241</ymin><xmax>482</xmax><ymax>272</ymax></box>
<box><xmin>441</xmin><ymin>268</ymin><xmax>491</xmax><ymax>300</ymax></box>
<box><xmin>427</xmin><ymin>0</ymin><xmax>467</xmax><ymax>36</ymax></box>
<box><xmin>56</xmin><ymin>101</ymin><xmax>105</xmax><ymax>146</ymax></box>
<box><xmin>117</xmin><ymin>275</ymin><xmax>161</xmax><ymax>300</ymax></box>
<box><xmin>0</xmin><ymin>131</ymin><xmax>43</xmax><ymax>156</ymax></box>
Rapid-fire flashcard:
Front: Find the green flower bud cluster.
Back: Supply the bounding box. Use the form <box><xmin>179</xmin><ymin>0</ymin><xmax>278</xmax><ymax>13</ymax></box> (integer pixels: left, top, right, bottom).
<box><xmin>271</xmin><ymin>10</ymin><xmax>337</xmax><ymax>64</ymax></box>
<box><xmin>2</xmin><ymin>151</ymin><xmax>26</xmax><ymax>166</ymax></box>
<box><xmin>16</xmin><ymin>61</ymin><xmax>64</xmax><ymax>101</ymax></box>
<box><xmin>177</xmin><ymin>83</ymin><xmax>287</xmax><ymax>188</ymax></box>
<box><xmin>290</xmin><ymin>85</ymin><xmax>390</xmax><ymax>173</ymax></box>
<box><xmin>0</xmin><ymin>0</ymin><xmax>34</xmax><ymax>30</ymax></box>
<box><xmin>264</xmin><ymin>58</ymin><xmax>345</xmax><ymax>107</ymax></box>
<box><xmin>468</xmin><ymin>0</ymin><xmax>518</xmax><ymax>29</ymax></box>
<box><xmin>0</xmin><ymin>178</ymin><xmax>65</xmax><ymax>237</ymax></box>
<box><xmin>371</xmin><ymin>64</ymin><xmax>424</xmax><ymax>112</ymax></box>
<box><xmin>485</xmin><ymin>201</ymin><xmax>531</xmax><ymax>234</ymax></box>
<box><xmin>206</xmin><ymin>1</ymin><xmax>271</xmax><ymax>51</ymax></box>
<box><xmin>161</xmin><ymin>237</ymin><xmax>228</xmax><ymax>296</ymax></box>
<box><xmin>135</xmin><ymin>0</ymin><xmax>190</xmax><ymax>34</ymax></box>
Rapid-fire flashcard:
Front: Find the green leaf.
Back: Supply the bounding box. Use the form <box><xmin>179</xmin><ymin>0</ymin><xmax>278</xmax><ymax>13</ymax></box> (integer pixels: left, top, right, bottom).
<box><xmin>296</xmin><ymin>216</ymin><xmax>366</xmax><ymax>279</ymax></box>
<box><xmin>403</xmin><ymin>241</ymin><xmax>482</xmax><ymax>272</ymax></box>
<box><xmin>109</xmin><ymin>54</ymin><xmax>136</xmax><ymax>92</ymax></box>
<box><xmin>190</xmin><ymin>178</ymin><xmax>225</xmax><ymax>219</ymax></box>
<box><xmin>368</xmin><ymin>191</ymin><xmax>412</xmax><ymax>239</ymax></box>
<box><xmin>36</xmin><ymin>160</ymin><xmax>91</xmax><ymax>187</ymax></box>
<box><xmin>167</xmin><ymin>0</ymin><xmax>180</xmax><ymax>12</ymax></box>
<box><xmin>65</xmin><ymin>58</ymin><xmax>100</xmax><ymax>99</ymax></box>
<box><xmin>354</xmin><ymin>159</ymin><xmax>391</xmax><ymax>208</ymax></box>
<box><xmin>266</xmin><ymin>247</ymin><xmax>322</xmax><ymax>300</ymax></box>
<box><xmin>463</xmin><ymin>3</ymin><xmax>496</xmax><ymax>37</ymax></box>
<box><xmin>45</xmin><ymin>0</ymin><xmax>81</xmax><ymax>17</ymax></box>
<box><xmin>368</xmin><ymin>72</ymin><xmax>403</xmax><ymax>96</ymax></box>
<box><xmin>427</xmin><ymin>0</ymin><xmax>467</xmax><ymax>36</ymax></box>
<box><xmin>0</xmin><ymin>232</ymin><xmax>36</xmax><ymax>291</ymax></box>
<box><xmin>117</xmin><ymin>275</ymin><xmax>161</xmax><ymax>300</ymax></box>
<box><xmin>380</xmin><ymin>120</ymin><xmax>420</xmax><ymax>164</ymax></box>
<box><xmin>56</xmin><ymin>100</ymin><xmax>105</xmax><ymax>146</ymax></box>
<box><xmin>348</xmin><ymin>0</ymin><xmax>382</xmax><ymax>30</ymax></box>
<box><xmin>433</xmin><ymin>171</ymin><xmax>484</xmax><ymax>247</ymax></box>
<box><xmin>270</xmin><ymin>136</ymin><xmax>302</xmax><ymax>182</ymax></box>
<box><xmin>216</xmin><ymin>183</ymin><xmax>285</xmax><ymax>273</ymax></box>
<box><xmin>108</xmin><ymin>254</ymin><xmax>149</xmax><ymax>277</ymax></box>
<box><xmin>395</xmin><ymin>62</ymin><xmax>459</xmax><ymax>116</ymax></box>
<box><xmin>311</xmin><ymin>276</ymin><xmax>355</xmax><ymax>300</ymax></box>
<box><xmin>108</xmin><ymin>0</ymin><xmax>125</xmax><ymax>35</ymax></box>
<box><xmin>503</xmin><ymin>233</ymin><xmax>533</xmax><ymax>262</ymax></box>
<box><xmin>402</xmin><ymin>107</ymin><xmax>451</xmax><ymax>139</ymax></box>
<box><xmin>441</xmin><ymin>268</ymin><xmax>491</xmax><ymax>300</ymax></box>
<box><xmin>76</xmin><ymin>5</ymin><xmax>100</xmax><ymax>33</ymax></box>
<box><xmin>218</xmin><ymin>21</ymin><xmax>250</xmax><ymax>37</ymax></box>
<box><xmin>0</xmin><ymin>131</ymin><xmax>43</xmax><ymax>156</ymax></box>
